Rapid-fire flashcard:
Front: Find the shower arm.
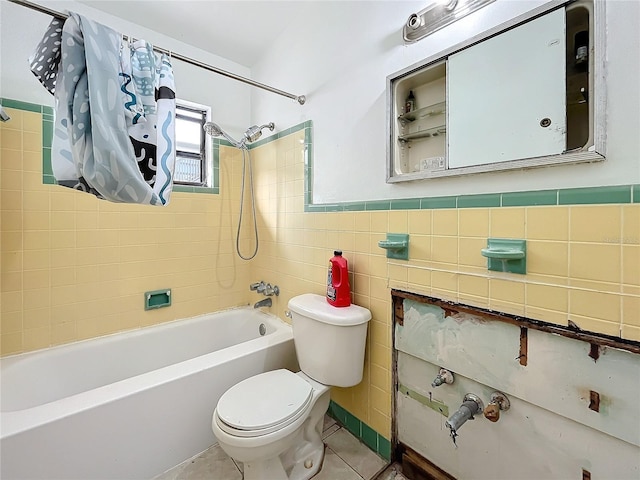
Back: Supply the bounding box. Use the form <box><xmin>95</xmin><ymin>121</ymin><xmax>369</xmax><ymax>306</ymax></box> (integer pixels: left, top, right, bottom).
<box><xmin>205</xmin><ymin>122</ymin><xmax>275</xmax><ymax>146</ymax></box>
<box><xmin>221</xmin><ymin>130</ymin><xmax>247</xmax><ymax>149</ymax></box>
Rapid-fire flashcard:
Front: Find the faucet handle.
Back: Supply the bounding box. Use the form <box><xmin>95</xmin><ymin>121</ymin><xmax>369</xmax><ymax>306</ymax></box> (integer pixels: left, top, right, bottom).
<box><xmin>250</xmin><ymin>281</ymin><xmax>266</xmax><ymax>292</ymax></box>
<box><xmin>484</xmin><ymin>391</ymin><xmax>510</xmax><ymax>422</ymax></box>
<box><xmin>483</xmin><ymin>403</ymin><xmax>501</xmax><ymax>422</ymax></box>
<box><xmin>264</xmin><ymin>284</ymin><xmax>280</xmax><ymax>296</ymax></box>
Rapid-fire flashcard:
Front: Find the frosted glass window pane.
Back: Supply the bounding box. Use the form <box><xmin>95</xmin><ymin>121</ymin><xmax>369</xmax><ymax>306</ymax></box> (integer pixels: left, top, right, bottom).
<box><xmin>174</xmin><ymin>155</ymin><xmax>202</xmax><ymax>184</ymax></box>
<box><xmin>176</xmin><ymin>117</ymin><xmax>202</xmax><ymax>154</ymax></box>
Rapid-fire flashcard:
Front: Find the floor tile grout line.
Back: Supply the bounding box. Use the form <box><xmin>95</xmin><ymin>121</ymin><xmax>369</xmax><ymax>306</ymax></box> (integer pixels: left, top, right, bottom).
<box><xmin>231</xmin><ymin>457</ymin><xmax>242</xmax><ymax>475</ymax></box>
<box><xmin>325</xmin><ymin>445</ymin><xmax>367</xmax><ymax>480</ymax></box>
<box><xmin>325</xmin><ymin>429</ymin><xmax>385</xmax><ymax>480</ymax></box>
<box><xmin>322</xmin><ymin>424</ymin><xmax>342</xmax><ymax>440</ymax></box>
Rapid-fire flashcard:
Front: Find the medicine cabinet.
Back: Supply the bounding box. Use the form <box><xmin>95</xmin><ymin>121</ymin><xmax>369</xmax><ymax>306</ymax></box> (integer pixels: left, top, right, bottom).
<box><xmin>387</xmin><ymin>0</ymin><xmax>603</xmax><ymax>183</ymax></box>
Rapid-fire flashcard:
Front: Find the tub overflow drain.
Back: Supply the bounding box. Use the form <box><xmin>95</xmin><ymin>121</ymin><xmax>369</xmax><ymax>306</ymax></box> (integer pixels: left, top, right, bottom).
<box><xmin>259</xmin><ymin>323</ymin><xmax>266</xmax><ymax>336</ymax></box>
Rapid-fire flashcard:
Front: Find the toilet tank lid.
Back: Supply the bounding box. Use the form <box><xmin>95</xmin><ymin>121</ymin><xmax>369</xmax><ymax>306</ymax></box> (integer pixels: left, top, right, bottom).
<box><xmin>288</xmin><ymin>294</ymin><xmax>371</xmax><ymax>326</ymax></box>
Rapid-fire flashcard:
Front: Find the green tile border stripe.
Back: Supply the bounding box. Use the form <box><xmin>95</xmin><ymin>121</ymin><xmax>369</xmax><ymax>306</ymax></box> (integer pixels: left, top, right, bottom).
<box><xmin>501</xmin><ymin>189</ymin><xmax>558</xmax><ymax>206</ymax></box>
<box><xmin>1</xmin><ymin>98</ymin><xmax>46</xmax><ymax>113</ymax></box>
<box><xmin>457</xmin><ymin>193</ymin><xmax>501</xmax><ymax>208</ymax></box>
<box><xmin>558</xmin><ymin>185</ymin><xmax>632</xmax><ymax>205</ymax></box>
<box><xmin>327</xmin><ymin>400</ymin><xmax>391</xmax><ymax>461</ymax></box>
<box><xmin>4</xmin><ymin>98</ymin><xmax>638</xmax><ymax>208</ymax></box>
<box><xmin>304</xmin><ymin>185</ymin><xmax>637</xmax><ymax>212</ymax></box>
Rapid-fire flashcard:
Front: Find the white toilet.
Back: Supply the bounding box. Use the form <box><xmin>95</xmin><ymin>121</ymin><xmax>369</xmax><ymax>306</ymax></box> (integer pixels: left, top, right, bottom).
<box><xmin>211</xmin><ymin>293</ymin><xmax>371</xmax><ymax>480</ymax></box>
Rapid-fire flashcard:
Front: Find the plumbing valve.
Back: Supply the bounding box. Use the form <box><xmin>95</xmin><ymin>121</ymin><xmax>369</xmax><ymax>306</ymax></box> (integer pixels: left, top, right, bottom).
<box><xmin>250</xmin><ymin>281</ymin><xmax>279</xmax><ymax>296</ymax></box>
<box><xmin>431</xmin><ymin>368</ymin><xmax>454</xmax><ymax>387</ymax></box>
<box><xmin>483</xmin><ymin>391</ymin><xmax>510</xmax><ymax>423</ymax></box>
<box><xmin>445</xmin><ymin>393</ymin><xmax>483</xmax><ymax>446</ymax></box>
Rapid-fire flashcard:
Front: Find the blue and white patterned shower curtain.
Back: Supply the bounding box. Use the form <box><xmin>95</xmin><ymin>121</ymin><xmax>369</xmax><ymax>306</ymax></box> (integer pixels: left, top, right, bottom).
<box><xmin>30</xmin><ymin>13</ymin><xmax>176</xmax><ymax>205</ymax></box>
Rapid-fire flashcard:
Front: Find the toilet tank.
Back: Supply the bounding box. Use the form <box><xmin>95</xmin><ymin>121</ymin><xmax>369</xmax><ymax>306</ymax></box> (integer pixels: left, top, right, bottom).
<box><xmin>288</xmin><ymin>294</ymin><xmax>371</xmax><ymax>387</ymax></box>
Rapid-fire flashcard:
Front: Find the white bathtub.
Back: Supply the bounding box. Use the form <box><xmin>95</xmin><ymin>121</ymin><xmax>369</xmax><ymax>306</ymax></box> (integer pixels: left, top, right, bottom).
<box><xmin>0</xmin><ymin>307</ymin><xmax>298</xmax><ymax>479</ymax></box>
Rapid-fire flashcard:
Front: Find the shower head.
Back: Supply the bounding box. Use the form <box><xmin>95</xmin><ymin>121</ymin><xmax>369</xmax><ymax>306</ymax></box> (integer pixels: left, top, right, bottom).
<box><xmin>244</xmin><ymin>122</ymin><xmax>275</xmax><ymax>143</ymax></box>
<box><xmin>203</xmin><ymin>121</ymin><xmax>246</xmax><ymax>148</ymax></box>
<box><xmin>203</xmin><ymin>122</ymin><xmax>223</xmax><ymax>137</ymax></box>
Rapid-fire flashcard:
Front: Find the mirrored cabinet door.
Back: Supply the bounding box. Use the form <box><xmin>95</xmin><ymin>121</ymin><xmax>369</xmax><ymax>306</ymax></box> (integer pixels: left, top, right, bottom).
<box><xmin>447</xmin><ymin>8</ymin><xmax>566</xmax><ymax>169</ymax></box>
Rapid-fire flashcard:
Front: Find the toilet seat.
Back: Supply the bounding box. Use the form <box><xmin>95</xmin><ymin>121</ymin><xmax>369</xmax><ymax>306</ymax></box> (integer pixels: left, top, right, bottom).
<box><xmin>216</xmin><ymin>369</ymin><xmax>313</xmax><ymax>438</ymax></box>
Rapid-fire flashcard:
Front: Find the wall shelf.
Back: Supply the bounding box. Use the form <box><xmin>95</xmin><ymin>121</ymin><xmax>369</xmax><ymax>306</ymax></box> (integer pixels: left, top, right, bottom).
<box><xmin>397</xmin><ymin>101</ymin><xmax>446</xmax><ymax>124</ymax></box>
<box><xmin>399</xmin><ymin>126</ymin><xmax>446</xmax><ymax>142</ymax></box>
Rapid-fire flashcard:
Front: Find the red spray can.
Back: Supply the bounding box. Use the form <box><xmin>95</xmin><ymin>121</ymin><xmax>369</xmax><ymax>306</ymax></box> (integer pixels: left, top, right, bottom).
<box><xmin>326</xmin><ymin>250</ymin><xmax>351</xmax><ymax>307</ymax></box>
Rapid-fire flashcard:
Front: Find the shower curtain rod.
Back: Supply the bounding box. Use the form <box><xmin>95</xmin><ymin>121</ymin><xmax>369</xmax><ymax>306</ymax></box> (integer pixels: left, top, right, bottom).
<box><xmin>8</xmin><ymin>0</ymin><xmax>307</xmax><ymax>105</ymax></box>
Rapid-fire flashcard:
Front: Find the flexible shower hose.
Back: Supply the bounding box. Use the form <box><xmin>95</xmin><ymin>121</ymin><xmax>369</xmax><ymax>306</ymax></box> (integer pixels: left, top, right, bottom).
<box><xmin>236</xmin><ymin>146</ymin><xmax>259</xmax><ymax>260</ymax></box>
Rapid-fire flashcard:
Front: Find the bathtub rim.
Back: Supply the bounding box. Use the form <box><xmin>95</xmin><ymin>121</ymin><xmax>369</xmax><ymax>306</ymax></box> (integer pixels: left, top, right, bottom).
<box><xmin>1</xmin><ymin>307</ymin><xmax>294</xmax><ymax>439</ymax></box>
<box><xmin>1</xmin><ymin>305</ymin><xmax>284</xmax><ymax>363</ymax></box>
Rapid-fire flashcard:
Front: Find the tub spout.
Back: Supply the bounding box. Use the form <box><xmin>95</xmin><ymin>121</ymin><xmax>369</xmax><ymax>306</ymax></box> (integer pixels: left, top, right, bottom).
<box><xmin>254</xmin><ymin>298</ymin><xmax>272</xmax><ymax>309</ymax></box>
<box><xmin>445</xmin><ymin>393</ymin><xmax>483</xmax><ymax>446</ymax></box>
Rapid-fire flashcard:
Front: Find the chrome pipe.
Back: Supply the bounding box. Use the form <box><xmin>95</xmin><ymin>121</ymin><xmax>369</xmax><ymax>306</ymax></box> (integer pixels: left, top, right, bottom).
<box><xmin>7</xmin><ymin>0</ymin><xmax>307</xmax><ymax>105</ymax></box>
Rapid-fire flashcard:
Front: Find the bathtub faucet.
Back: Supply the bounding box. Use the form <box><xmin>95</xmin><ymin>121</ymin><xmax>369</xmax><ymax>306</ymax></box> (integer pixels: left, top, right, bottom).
<box><xmin>254</xmin><ymin>298</ymin><xmax>272</xmax><ymax>309</ymax></box>
<box><xmin>250</xmin><ymin>281</ymin><xmax>280</xmax><ymax>296</ymax></box>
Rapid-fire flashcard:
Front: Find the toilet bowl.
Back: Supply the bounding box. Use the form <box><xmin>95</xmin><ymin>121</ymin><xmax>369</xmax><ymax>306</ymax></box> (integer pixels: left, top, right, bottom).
<box><xmin>212</xmin><ymin>370</ymin><xmax>330</xmax><ymax>480</ymax></box>
<box><xmin>211</xmin><ymin>293</ymin><xmax>371</xmax><ymax>480</ymax></box>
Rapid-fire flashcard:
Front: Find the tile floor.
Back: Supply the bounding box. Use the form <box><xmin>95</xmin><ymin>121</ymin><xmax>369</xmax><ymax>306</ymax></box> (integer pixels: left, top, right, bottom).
<box><xmin>154</xmin><ymin>415</ymin><xmax>393</xmax><ymax>480</ymax></box>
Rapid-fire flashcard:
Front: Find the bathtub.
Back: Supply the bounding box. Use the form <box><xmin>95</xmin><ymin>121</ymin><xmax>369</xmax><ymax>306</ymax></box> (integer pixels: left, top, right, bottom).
<box><xmin>0</xmin><ymin>307</ymin><xmax>298</xmax><ymax>479</ymax></box>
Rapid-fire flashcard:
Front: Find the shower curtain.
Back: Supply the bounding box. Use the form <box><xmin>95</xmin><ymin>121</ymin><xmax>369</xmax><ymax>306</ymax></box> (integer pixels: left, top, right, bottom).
<box><xmin>30</xmin><ymin>13</ymin><xmax>176</xmax><ymax>205</ymax></box>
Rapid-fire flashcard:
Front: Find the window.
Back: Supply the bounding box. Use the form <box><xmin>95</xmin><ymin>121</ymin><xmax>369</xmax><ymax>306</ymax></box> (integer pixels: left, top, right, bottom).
<box><xmin>174</xmin><ymin>100</ymin><xmax>211</xmax><ymax>186</ymax></box>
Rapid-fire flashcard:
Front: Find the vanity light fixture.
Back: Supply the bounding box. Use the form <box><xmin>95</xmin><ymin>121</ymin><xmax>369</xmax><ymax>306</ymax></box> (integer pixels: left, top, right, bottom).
<box><xmin>403</xmin><ymin>0</ymin><xmax>495</xmax><ymax>43</ymax></box>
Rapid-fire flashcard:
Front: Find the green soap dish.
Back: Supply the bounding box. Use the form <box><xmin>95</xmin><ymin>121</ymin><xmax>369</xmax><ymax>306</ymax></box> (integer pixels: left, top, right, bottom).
<box><xmin>378</xmin><ymin>233</ymin><xmax>409</xmax><ymax>260</ymax></box>
<box><xmin>481</xmin><ymin>248</ymin><xmax>526</xmax><ymax>260</ymax></box>
<box><xmin>481</xmin><ymin>239</ymin><xmax>526</xmax><ymax>274</ymax></box>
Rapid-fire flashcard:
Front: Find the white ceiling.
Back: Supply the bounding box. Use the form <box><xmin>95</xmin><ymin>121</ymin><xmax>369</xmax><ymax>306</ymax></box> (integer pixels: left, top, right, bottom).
<box><xmin>77</xmin><ymin>1</ymin><xmax>320</xmax><ymax>68</ymax></box>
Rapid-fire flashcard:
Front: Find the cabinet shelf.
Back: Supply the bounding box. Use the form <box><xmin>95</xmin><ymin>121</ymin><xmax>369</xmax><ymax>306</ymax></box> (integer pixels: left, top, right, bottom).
<box><xmin>398</xmin><ymin>125</ymin><xmax>446</xmax><ymax>142</ymax></box>
<box><xmin>397</xmin><ymin>101</ymin><xmax>446</xmax><ymax>124</ymax></box>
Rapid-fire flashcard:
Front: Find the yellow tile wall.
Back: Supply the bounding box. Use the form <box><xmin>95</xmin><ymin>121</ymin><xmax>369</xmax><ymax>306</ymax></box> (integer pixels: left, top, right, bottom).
<box><xmin>2</xmin><ymin>108</ymin><xmax>638</xmax><ymax>444</ymax></box>
<box><xmin>247</xmin><ymin>129</ymin><xmax>640</xmax><ymax>441</ymax></box>
<box><xmin>1</xmin><ymin>108</ymin><xmax>251</xmax><ymax>356</ymax></box>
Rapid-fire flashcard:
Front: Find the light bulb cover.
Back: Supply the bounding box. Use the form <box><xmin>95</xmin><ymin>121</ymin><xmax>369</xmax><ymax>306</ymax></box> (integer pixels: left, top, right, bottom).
<box><xmin>403</xmin><ymin>0</ymin><xmax>495</xmax><ymax>43</ymax></box>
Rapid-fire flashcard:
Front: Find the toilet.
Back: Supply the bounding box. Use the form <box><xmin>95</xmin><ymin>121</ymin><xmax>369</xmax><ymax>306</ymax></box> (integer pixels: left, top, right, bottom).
<box><xmin>211</xmin><ymin>293</ymin><xmax>371</xmax><ymax>480</ymax></box>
